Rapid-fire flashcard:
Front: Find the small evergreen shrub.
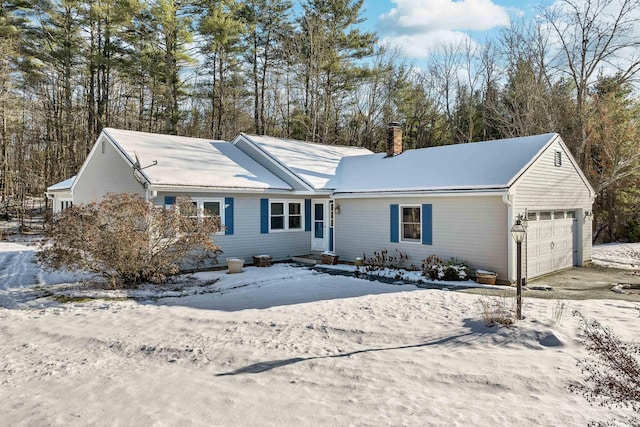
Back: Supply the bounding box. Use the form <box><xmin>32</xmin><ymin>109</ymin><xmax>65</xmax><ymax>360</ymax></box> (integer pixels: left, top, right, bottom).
<box><xmin>621</xmin><ymin>220</ymin><xmax>640</xmax><ymax>242</ymax></box>
<box><xmin>422</xmin><ymin>255</ymin><xmax>469</xmax><ymax>281</ymax></box>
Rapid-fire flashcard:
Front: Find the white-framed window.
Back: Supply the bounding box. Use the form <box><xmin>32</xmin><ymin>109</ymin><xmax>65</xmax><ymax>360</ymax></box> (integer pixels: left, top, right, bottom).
<box><xmin>270</xmin><ymin>200</ymin><xmax>303</xmax><ymax>231</ymax></box>
<box><xmin>59</xmin><ymin>199</ymin><xmax>73</xmax><ymax>212</ymax></box>
<box><xmin>186</xmin><ymin>198</ymin><xmax>225</xmax><ymax>234</ymax></box>
<box><xmin>401</xmin><ymin>205</ymin><xmax>421</xmax><ymax>242</ymax></box>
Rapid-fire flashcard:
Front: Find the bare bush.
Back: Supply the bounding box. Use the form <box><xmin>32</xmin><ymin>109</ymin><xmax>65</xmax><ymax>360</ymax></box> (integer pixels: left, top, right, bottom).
<box><xmin>478</xmin><ymin>297</ymin><xmax>515</xmax><ymax>326</ymax></box>
<box><xmin>38</xmin><ymin>194</ymin><xmax>222</xmax><ymax>288</ymax></box>
<box><xmin>361</xmin><ymin>249</ymin><xmax>409</xmax><ymax>271</ymax></box>
<box><xmin>570</xmin><ymin>310</ymin><xmax>640</xmax><ymax>425</ymax></box>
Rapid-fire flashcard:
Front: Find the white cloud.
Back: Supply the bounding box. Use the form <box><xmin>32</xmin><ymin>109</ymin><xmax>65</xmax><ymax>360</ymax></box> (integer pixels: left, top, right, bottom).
<box><xmin>380</xmin><ymin>31</ymin><xmax>475</xmax><ymax>58</ymax></box>
<box><xmin>377</xmin><ymin>0</ymin><xmax>512</xmax><ymax>57</ymax></box>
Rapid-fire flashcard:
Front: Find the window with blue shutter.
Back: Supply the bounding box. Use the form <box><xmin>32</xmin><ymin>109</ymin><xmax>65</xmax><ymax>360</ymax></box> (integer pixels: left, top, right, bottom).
<box><xmin>390</xmin><ymin>204</ymin><xmax>399</xmax><ymax>243</ymax></box>
<box><xmin>224</xmin><ymin>197</ymin><xmax>234</xmax><ymax>235</ymax></box>
<box><xmin>260</xmin><ymin>198</ymin><xmax>269</xmax><ymax>234</ymax></box>
<box><xmin>421</xmin><ymin>204</ymin><xmax>432</xmax><ymax>245</ymax></box>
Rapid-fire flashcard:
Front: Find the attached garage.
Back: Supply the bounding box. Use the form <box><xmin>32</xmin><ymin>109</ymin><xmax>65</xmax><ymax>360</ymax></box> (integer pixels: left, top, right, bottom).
<box><xmin>526</xmin><ymin>210</ymin><xmax>578</xmax><ymax>278</ymax></box>
<box><xmin>511</xmin><ymin>134</ymin><xmax>595</xmax><ymax>282</ymax></box>
<box><xmin>333</xmin><ymin>131</ymin><xmax>595</xmax><ymax>284</ymax></box>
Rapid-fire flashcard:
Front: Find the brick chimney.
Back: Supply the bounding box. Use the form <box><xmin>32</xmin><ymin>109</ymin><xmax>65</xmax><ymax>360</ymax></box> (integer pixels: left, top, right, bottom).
<box><xmin>386</xmin><ymin>122</ymin><xmax>402</xmax><ymax>157</ymax></box>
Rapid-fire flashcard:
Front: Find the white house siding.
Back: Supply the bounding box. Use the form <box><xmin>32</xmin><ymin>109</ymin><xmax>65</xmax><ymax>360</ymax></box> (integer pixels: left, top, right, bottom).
<box><xmin>47</xmin><ymin>190</ymin><xmax>72</xmax><ymax>214</ymax></box>
<box><xmin>511</xmin><ymin>139</ymin><xmax>593</xmax><ymax>276</ymax></box>
<box><xmin>155</xmin><ymin>193</ymin><xmax>311</xmax><ymax>265</ymax></box>
<box><xmin>334</xmin><ymin>195</ymin><xmax>509</xmax><ymax>280</ymax></box>
<box><xmin>73</xmin><ymin>137</ymin><xmax>145</xmax><ymax>205</ymax></box>
<box><xmin>234</xmin><ymin>138</ymin><xmax>309</xmax><ymax>191</ymax></box>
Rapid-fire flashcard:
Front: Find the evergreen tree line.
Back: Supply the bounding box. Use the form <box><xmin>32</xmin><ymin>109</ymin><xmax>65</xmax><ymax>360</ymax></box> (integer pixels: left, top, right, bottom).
<box><xmin>1</xmin><ymin>0</ymin><xmax>640</xmax><ymax>242</ymax></box>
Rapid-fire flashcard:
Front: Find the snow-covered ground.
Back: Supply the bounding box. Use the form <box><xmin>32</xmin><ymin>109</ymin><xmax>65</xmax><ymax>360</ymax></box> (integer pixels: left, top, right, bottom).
<box><xmin>0</xmin><ymin>241</ymin><xmax>638</xmax><ymax>426</ymax></box>
<box><xmin>592</xmin><ymin>242</ymin><xmax>640</xmax><ymax>270</ymax></box>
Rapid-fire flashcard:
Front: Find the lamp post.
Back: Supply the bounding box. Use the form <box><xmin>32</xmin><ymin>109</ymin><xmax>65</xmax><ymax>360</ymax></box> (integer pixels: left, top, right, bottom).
<box><xmin>511</xmin><ymin>217</ymin><xmax>526</xmax><ymax>320</ymax></box>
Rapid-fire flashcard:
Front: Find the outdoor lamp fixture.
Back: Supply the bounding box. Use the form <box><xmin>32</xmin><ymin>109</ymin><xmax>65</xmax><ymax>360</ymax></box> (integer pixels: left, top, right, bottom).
<box><xmin>511</xmin><ymin>218</ymin><xmax>526</xmax><ymax>320</ymax></box>
<box><xmin>334</xmin><ymin>204</ymin><xmax>341</xmax><ymax>214</ymax></box>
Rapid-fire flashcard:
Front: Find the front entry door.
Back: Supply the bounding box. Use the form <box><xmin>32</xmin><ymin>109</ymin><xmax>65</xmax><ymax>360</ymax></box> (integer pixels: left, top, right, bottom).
<box><xmin>311</xmin><ymin>200</ymin><xmax>328</xmax><ymax>251</ymax></box>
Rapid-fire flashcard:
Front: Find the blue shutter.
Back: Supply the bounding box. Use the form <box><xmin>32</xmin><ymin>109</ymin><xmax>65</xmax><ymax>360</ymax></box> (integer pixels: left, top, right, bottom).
<box><xmin>224</xmin><ymin>197</ymin><xmax>234</xmax><ymax>235</ymax></box>
<box><xmin>390</xmin><ymin>204</ymin><xmax>399</xmax><ymax>243</ymax></box>
<box><xmin>329</xmin><ymin>227</ymin><xmax>334</xmax><ymax>251</ymax></box>
<box><xmin>304</xmin><ymin>199</ymin><xmax>312</xmax><ymax>231</ymax></box>
<box><xmin>260</xmin><ymin>198</ymin><xmax>269</xmax><ymax>234</ymax></box>
<box><xmin>422</xmin><ymin>204</ymin><xmax>432</xmax><ymax>245</ymax></box>
<box><xmin>164</xmin><ymin>196</ymin><xmax>176</xmax><ymax>205</ymax></box>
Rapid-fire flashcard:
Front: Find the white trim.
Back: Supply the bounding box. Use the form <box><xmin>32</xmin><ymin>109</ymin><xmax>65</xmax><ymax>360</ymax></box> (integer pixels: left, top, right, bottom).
<box><xmin>503</xmin><ymin>193</ymin><xmax>515</xmax><ymax>283</ymax></box>
<box><xmin>508</xmin><ymin>134</ymin><xmax>595</xmax><ymax>199</ymax></box>
<box><xmin>399</xmin><ymin>204</ymin><xmax>422</xmax><ymax>244</ymax></box>
<box><xmin>268</xmin><ymin>199</ymin><xmax>304</xmax><ymax>232</ymax></box>
<box><xmin>71</xmin><ymin>131</ymin><xmax>147</xmax><ymax>194</ymax></box>
<box><xmin>333</xmin><ymin>190</ymin><xmax>508</xmax><ymax>199</ymax></box>
<box><xmin>181</xmin><ymin>197</ymin><xmax>226</xmax><ymax>236</ymax></box>
<box><xmin>311</xmin><ymin>199</ymin><xmax>329</xmax><ymax>251</ymax></box>
<box><xmin>149</xmin><ymin>185</ymin><xmax>293</xmax><ymax>194</ymax></box>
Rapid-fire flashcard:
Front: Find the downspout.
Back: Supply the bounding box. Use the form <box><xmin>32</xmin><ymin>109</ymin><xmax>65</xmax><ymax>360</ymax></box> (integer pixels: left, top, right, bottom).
<box><xmin>502</xmin><ymin>192</ymin><xmax>515</xmax><ymax>283</ymax></box>
<box><xmin>45</xmin><ymin>193</ymin><xmax>55</xmax><ymax>214</ymax></box>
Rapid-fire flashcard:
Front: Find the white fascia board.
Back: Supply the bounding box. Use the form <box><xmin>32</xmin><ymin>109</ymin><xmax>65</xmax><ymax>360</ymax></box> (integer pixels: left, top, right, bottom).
<box><xmin>505</xmin><ymin>133</ymin><xmax>559</xmax><ymax>190</ymax></box>
<box><xmin>507</xmin><ymin>133</ymin><xmax>595</xmax><ymax>199</ymax></box>
<box><xmin>70</xmin><ymin>134</ymin><xmax>104</xmax><ymax>193</ymax></box>
<box><xmin>103</xmin><ymin>129</ymin><xmax>152</xmax><ymax>185</ymax></box>
<box><xmin>332</xmin><ymin>189</ymin><xmax>508</xmax><ymax>199</ymax></box>
<box><xmin>233</xmin><ymin>133</ymin><xmax>315</xmax><ymax>191</ymax></box>
<box><xmin>70</xmin><ymin>131</ymin><xmax>149</xmax><ymax>193</ymax></box>
<box><xmin>509</xmin><ymin>134</ymin><xmax>562</xmax><ymax>191</ymax></box>
<box><xmin>149</xmin><ymin>184</ymin><xmax>295</xmax><ymax>194</ymax></box>
<box><xmin>558</xmin><ymin>138</ymin><xmax>596</xmax><ymax>199</ymax></box>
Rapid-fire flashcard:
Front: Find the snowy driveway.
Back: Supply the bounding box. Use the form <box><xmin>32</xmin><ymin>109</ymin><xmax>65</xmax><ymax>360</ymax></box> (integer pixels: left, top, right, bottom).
<box><xmin>0</xmin><ymin>243</ymin><xmax>42</xmax><ymax>288</ymax></box>
<box><xmin>0</xmin><ymin>242</ymin><xmax>87</xmax><ymax>308</ymax></box>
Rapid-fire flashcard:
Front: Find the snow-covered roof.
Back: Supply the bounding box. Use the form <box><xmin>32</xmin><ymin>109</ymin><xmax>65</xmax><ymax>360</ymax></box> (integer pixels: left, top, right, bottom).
<box><xmin>240</xmin><ymin>134</ymin><xmax>374</xmax><ymax>190</ymax></box>
<box><xmin>47</xmin><ymin>176</ymin><xmax>76</xmax><ymax>192</ymax></box>
<box><xmin>102</xmin><ymin>128</ymin><xmax>292</xmax><ymax>190</ymax></box>
<box><xmin>331</xmin><ymin>133</ymin><xmax>559</xmax><ymax>194</ymax></box>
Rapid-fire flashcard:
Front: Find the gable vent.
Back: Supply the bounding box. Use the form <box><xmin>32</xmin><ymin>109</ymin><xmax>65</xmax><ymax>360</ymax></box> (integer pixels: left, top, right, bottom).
<box><xmin>554</xmin><ymin>150</ymin><xmax>562</xmax><ymax>167</ymax></box>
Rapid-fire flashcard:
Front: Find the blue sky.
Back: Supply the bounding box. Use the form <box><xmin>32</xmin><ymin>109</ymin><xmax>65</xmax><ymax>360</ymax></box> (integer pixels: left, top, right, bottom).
<box><xmin>356</xmin><ymin>0</ymin><xmax>543</xmax><ymax>58</ymax></box>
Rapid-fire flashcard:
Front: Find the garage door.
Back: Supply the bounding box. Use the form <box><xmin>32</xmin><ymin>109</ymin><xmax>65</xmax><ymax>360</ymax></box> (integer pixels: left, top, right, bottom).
<box><xmin>526</xmin><ymin>210</ymin><xmax>577</xmax><ymax>278</ymax></box>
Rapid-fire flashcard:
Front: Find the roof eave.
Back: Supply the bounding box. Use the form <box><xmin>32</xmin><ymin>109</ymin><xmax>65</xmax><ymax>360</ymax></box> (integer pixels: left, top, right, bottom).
<box><xmin>332</xmin><ymin>187</ymin><xmax>509</xmax><ymax>199</ymax></box>
<box><xmin>148</xmin><ymin>184</ymin><xmax>294</xmax><ymax>194</ymax></box>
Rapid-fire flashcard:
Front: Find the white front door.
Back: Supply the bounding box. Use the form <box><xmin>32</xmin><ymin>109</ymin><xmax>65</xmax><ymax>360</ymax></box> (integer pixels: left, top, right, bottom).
<box><xmin>311</xmin><ymin>200</ymin><xmax>328</xmax><ymax>251</ymax></box>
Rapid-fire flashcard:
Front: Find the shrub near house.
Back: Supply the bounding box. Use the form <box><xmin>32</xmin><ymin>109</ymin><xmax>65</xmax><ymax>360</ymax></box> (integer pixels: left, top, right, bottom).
<box><xmin>38</xmin><ymin>194</ymin><xmax>221</xmax><ymax>288</ymax></box>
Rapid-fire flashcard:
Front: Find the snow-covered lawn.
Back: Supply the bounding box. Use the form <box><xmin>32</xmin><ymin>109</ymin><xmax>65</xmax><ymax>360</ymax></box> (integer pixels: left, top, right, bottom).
<box><xmin>0</xmin><ymin>241</ymin><xmax>638</xmax><ymax>425</ymax></box>
<box><xmin>592</xmin><ymin>242</ymin><xmax>640</xmax><ymax>269</ymax></box>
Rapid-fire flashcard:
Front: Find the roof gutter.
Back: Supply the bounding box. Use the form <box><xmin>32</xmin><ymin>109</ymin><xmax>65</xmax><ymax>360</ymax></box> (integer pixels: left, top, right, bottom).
<box><xmin>332</xmin><ymin>188</ymin><xmax>509</xmax><ymax>199</ymax></box>
<box><xmin>147</xmin><ymin>184</ymin><xmax>296</xmax><ymax>194</ymax></box>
